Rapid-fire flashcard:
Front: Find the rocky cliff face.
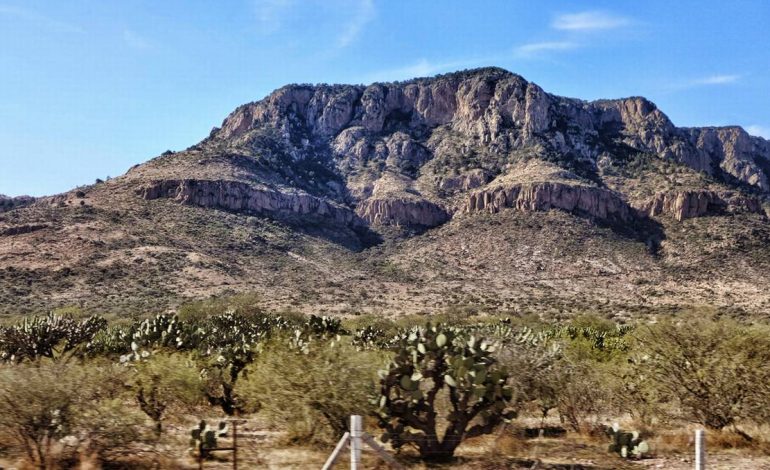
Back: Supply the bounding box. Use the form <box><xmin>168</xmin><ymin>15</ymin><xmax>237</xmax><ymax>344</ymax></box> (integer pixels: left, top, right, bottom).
<box><xmin>133</xmin><ymin>67</ymin><xmax>770</xmax><ymax>232</ymax></box>
<box><xmin>211</xmin><ymin>68</ymin><xmax>770</xmax><ymax>194</ymax></box>
<box><xmin>636</xmin><ymin>190</ymin><xmax>763</xmax><ymax>221</ymax></box>
<box><xmin>356</xmin><ymin>197</ymin><xmax>449</xmax><ymax>227</ymax></box>
<box><xmin>464</xmin><ymin>182</ymin><xmax>634</xmax><ymax>223</ymax></box>
<box><xmin>137</xmin><ymin>179</ymin><xmax>360</xmax><ymax>227</ymax></box>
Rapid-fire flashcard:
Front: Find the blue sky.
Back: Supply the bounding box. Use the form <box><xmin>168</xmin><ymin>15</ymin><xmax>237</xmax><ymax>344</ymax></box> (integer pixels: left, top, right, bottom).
<box><xmin>1</xmin><ymin>0</ymin><xmax>769</xmax><ymax>196</ymax></box>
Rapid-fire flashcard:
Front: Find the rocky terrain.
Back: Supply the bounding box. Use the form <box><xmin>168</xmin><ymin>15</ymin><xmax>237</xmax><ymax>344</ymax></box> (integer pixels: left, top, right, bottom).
<box><xmin>1</xmin><ymin>67</ymin><xmax>770</xmax><ymax>317</ymax></box>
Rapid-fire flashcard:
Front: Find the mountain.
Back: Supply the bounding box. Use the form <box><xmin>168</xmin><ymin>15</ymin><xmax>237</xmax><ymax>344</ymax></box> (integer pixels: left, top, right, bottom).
<box><xmin>2</xmin><ymin>67</ymin><xmax>770</xmax><ymax>318</ymax></box>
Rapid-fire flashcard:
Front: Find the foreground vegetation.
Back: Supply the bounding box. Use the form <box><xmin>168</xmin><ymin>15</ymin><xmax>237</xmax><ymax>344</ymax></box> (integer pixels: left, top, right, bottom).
<box><xmin>1</xmin><ymin>296</ymin><xmax>770</xmax><ymax>468</ymax></box>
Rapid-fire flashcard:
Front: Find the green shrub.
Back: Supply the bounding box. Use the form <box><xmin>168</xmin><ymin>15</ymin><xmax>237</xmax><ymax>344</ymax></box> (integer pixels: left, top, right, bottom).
<box><xmin>634</xmin><ymin>315</ymin><xmax>770</xmax><ymax>431</ymax></box>
<box><xmin>0</xmin><ymin>360</ymin><xmax>141</xmax><ymax>469</ymax></box>
<box><xmin>243</xmin><ymin>337</ymin><xmax>386</xmax><ymax>445</ymax></box>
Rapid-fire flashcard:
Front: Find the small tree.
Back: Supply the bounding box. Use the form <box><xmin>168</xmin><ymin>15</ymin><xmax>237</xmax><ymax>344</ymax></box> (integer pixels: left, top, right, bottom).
<box><xmin>376</xmin><ymin>325</ymin><xmax>515</xmax><ymax>462</ymax></box>
<box><xmin>132</xmin><ymin>354</ymin><xmax>203</xmax><ymax>437</ymax></box>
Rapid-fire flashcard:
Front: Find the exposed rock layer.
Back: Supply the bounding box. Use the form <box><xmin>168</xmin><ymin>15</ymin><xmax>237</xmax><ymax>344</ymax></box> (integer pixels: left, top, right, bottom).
<box><xmin>138</xmin><ymin>179</ymin><xmax>360</xmax><ymax>226</ymax></box>
<box><xmin>356</xmin><ymin>198</ymin><xmax>449</xmax><ymax>227</ymax></box>
<box><xmin>464</xmin><ymin>183</ymin><xmax>634</xmax><ymax>223</ymax></box>
<box><xmin>636</xmin><ymin>190</ymin><xmax>764</xmax><ymax>221</ymax></box>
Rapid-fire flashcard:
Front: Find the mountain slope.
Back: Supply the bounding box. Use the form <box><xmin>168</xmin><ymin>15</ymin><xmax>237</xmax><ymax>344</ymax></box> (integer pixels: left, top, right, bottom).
<box><xmin>1</xmin><ymin>67</ymin><xmax>769</xmax><ymax>317</ymax></box>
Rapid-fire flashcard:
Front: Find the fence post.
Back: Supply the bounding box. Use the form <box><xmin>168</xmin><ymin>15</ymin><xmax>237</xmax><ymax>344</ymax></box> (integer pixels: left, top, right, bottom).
<box><xmin>232</xmin><ymin>420</ymin><xmax>238</xmax><ymax>470</ymax></box>
<box><xmin>350</xmin><ymin>415</ymin><xmax>362</xmax><ymax>470</ymax></box>
<box><xmin>695</xmin><ymin>429</ymin><xmax>705</xmax><ymax>470</ymax></box>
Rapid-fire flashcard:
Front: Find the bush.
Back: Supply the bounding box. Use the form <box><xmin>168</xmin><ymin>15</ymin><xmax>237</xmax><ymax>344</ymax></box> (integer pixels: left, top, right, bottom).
<box><xmin>0</xmin><ymin>360</ymin><xmax>141</xmax><ymax>469</ymax></box>
<box><xmin>634</xmin><ymin>315</ymin><xmax>770</xmax><ymax>431</ymax></box>
<box><xmin>243</xmin><ymin>336</ymin><xmax>385</xmax><ymax>445</ymax></box>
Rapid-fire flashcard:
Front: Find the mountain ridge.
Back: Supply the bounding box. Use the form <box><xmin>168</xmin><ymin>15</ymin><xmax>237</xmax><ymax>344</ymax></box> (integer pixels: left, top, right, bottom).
<box><xmin>1</xmin><ymin>67</ymin><xmax>769</xmax><ymax>317</ymax></box>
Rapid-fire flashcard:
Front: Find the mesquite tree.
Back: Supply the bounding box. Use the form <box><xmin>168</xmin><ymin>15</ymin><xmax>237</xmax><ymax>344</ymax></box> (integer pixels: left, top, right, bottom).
<box><xmin>376</xmin><ymin>324</ymin><xmax>515</xmax><ymax>462</ymax></box>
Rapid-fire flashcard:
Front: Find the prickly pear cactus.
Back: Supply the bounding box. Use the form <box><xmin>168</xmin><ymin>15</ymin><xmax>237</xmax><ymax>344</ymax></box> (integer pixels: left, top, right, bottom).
<box><xmin>190</xmin><ymin>420</ymin><xmax>229</xmax><ymax>458</ymax></box>
<box><xmin>376</xmin><ymin>323</ymin><xmax>515</xmax><ymax>462</ymax></box>
<box><xmin>606</xmin><ymin>424</ymin><xmax>650</xmax><ymax>459</ymax></box>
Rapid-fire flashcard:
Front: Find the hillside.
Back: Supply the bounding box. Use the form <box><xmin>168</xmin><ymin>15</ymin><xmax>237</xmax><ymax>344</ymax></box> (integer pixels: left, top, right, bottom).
<box><xmin>1</xmin><ymin>67</ymin><xmax>769</xmax><ymax>317</ymax></box>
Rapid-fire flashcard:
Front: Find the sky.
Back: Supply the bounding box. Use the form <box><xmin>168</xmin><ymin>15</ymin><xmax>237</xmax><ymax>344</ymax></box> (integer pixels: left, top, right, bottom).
<box><xmin>1</xmin><ymin>0</ymin><xmax>769</xmax><ymax>197</ymax></box>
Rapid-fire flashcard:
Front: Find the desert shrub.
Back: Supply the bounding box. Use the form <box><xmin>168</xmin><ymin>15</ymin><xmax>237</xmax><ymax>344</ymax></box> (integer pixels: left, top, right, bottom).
<box><xmin>0</xmin><ymin>360</ymin><xmax>140</xmax><ymax>469</ymax></box>
<box><xmin>495</xmin><ymin>322</ymin><xmax>622</xmax><ymax>433</ymax></box>
<box><xmin>176</xmin><ymin>293</ymin><xmax>266</xmax><ymax>323</ymax></box>
<box><xmin>243</xmin><ymin>337</ymin><xmax>385</xmax><ymax>445</ymax></box>
<box><xmin>634</xmin><ymin>315</ymin><xmax>770</xmax><ymax>431</ymax></box>
<box><xmin>375</xmin><ymin>324</ymin><xmax>515</xmax><ymax>462</ymax></box>
<box><xmin>74</xmin><ymin>398</ymin><xmax>149</xmax><ymax>465</ymax></box>
<box><xmin>551</xmin><ymin>358</ymin><xmax>609</xmax><ymax>432</ymax></box>
<box><xmin>496</xmin><ymin>332</ymin><xmax>562</xmax><ymax>425</ymax></box>
<box><xmin>132</xmin><ymin>353</ymin><xmax>204</xmax><ymax>436</ymax></box>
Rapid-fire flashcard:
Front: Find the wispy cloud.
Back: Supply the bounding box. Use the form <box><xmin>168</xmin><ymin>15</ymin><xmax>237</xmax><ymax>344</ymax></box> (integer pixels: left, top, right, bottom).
<box><xmin>552</xmin><ymin>11</ymin><xmax>630</xmax><ymax>32</ymax></box>
<box><xmin>252</xmin><ymin>0</ymin><xmax>294</xmax><ymax>34</ymax></box>
<box><xmin>746</xmin><ymin>125</ymin><xmax>770</xmax><ymax>140</ymax></box>
<box><xmin>123</xmin><ymin>29</ymin><xmax>150</xmax><ymax>50</ymax></box>
<box><xmin>336</xmin><ymin>0</ymin><xmax>375</xmax><ymax>48</ymax></box>
<box><xmin>514</xmin><ymin>41</ymin><xmax>580</xmax><ymax>58</ymax></box>
<box><xmin>662</xmin><ymin>73</ymin><xmax>743</xmax><ymax>93</ymax></box>
<box><xmin>692</xmin><ymin>74</ymin><xmax>741</xmax><ymax>85</ymax></box>
<box><xmin>0</xmin><ymin>5</ymin><xmax>83</xmax><ymax>33</ymax></box>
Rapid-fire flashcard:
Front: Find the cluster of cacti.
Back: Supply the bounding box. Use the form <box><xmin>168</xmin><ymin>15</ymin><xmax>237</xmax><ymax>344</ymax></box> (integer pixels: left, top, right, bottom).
<box><xmin>558</xmin><ymin>325</ymin><xmax>632</xmax><ymax>352</ymax></box>
<box><xmin>352</xmin><ymin>325</ymin><xmax>392</xmax><ymax>349</ymax></box>
<box><xmin>376</xmin><ymin>324</ymin><xmax>515</xmax><ymax>462</ymax></box>
<box><xmin>606</xmin><ymin>424</ymin><xmax>650</xmax><ymax>458</ymax></box>
<box><xmin>0</xmin><ymin>313</ymin><xmax>107</xmax><ymax>362</ymax></box>
<box><xmin>190</xmin><ymin>420</ymin><xmax>228</xmax><ymax>459</ymax></box>
<box><xmin>301</xmin><ymin>314</ymin><xmax>346</xmax><ymax>337</ymax></box>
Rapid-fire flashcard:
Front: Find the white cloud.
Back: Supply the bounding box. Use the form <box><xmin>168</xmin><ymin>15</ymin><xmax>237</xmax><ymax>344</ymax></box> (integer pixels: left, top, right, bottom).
<box><xmin>552</xmin><ymin>11</ymin><xmax>630</xmax><ymax>31</ymax></box>
<box><xmin>514</xmin><ymin>41</ymin><xmax>579</xmax><ymax>58</ymax></box>
<box><xmin>746</xmin><ymin>125</ymin><xmax>770</xmax><ymax>140</ymax></box>
<box><xmin>692</xmin><ymin>74</ymin><xmax>741</xmax><ymax>85</ymax></box>
<box><xmin>336</xmin><ymin>0</ymin><xmax>375</xmax><ymax>48</ymax></box>
<box><xmin>0</xmin><ymin>5</ymin><xmax>83</xmax><ymax>33</ymax></box>
<box><xmin>123</xmin><ymin>29</ymin><xmax>150</xmax><ymax>50</ymax></box>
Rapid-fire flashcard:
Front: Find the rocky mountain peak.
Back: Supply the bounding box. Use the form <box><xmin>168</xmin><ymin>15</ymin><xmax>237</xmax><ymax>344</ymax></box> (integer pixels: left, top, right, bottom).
<box><xmin>56</xmin><ymin>68</ymin><xmax>770</xmax><ymax>235</ymax></box>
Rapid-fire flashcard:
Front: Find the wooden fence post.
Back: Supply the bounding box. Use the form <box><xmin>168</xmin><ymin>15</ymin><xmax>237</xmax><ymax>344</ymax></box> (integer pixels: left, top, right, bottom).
<box><xmin>695</xmin><ymin>429</ymin><xmax>705</xmax><ymax>470</ymax></box>
<box><xmin>232</xmin><ymin>420</ymin><xmax>239</xmax><ymax>470</ymax></box>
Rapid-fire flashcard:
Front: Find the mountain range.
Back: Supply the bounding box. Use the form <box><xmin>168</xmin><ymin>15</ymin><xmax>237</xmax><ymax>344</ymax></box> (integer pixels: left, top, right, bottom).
<box><xmin>2</xmin><ymin>67</ymin><xmax>769</xmax><ymax>318</ymax></box>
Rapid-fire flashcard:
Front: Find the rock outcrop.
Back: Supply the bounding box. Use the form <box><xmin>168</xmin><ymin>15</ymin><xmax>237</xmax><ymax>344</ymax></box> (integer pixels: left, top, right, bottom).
<box><xmin>356</xmin><ymin>197</ymin><xmax>449</xmax><ymax>228</ymax></box>
<box><xmin>0</xmin><ymin>223</ymin><xmax>48</xmax><ymax>237</ymax></box>
<box><xmin>0</xmin><ymin>194</ymin><xmax>36</xmax><ymax>213</ymax></box>
<box><xmin>137</xmin><ymin>179</ymin><xmax>360</xmax><ymax>226</ymax></box>
<box><xmin>210</xmin><ymin>67</ymin><xmax>770</xmax><ymax>195</ymax></box>
<box><xmin>636</xmin><ymin>190</ymin><xmax>764</xmax><ymax>221</ymax></box>
<box><xmin>464</xmin><ymin>182</ymin><xmax>634</xmax><ymax>223</ymax></box>
<box><xmin>438</xmin><ymin>169</ymin><xmax>491</xmax><ymax>193</ymax></box>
